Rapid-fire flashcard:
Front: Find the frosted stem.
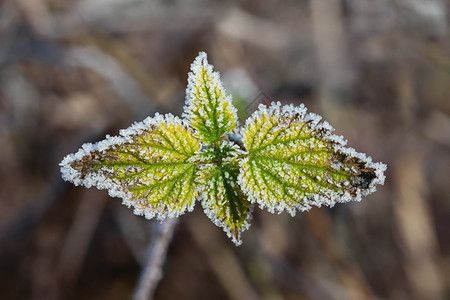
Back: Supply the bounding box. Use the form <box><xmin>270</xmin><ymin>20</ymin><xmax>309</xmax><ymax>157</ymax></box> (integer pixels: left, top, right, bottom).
<box><xmin>133</xmin><ymin>218</ymin><xmax>178</xmax><ymax>300</ymax></box>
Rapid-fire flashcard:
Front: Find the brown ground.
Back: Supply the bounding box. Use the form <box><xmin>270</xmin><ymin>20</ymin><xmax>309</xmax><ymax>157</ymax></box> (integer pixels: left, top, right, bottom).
<box><xmin>1</xmin><ymin>1</ymin><xmax>449</xmax><ymax>299</ymax></box>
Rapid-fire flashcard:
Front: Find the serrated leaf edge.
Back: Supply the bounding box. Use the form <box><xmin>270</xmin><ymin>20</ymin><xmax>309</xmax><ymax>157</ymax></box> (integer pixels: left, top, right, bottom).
<box><xmin>237</xmin><ymin>102</ymin><xmax>387</xmax><ymax>215</ymax></box>
<box><xmin>183</xmin><ymin>51</ymin><xmax>238</xmax><ymax>143</ymax></box>
<box><xmin>196</xmin><ymin>176</ymin><xmax>253</xmax><ymax>246</ymax></box>
<box><xmin>194</xmin><ymin>140</ymin><xmax>252</xmax><ymax>245</ymax></box>
<box><xmin>60</xmin><ymin>113</ymin><xmax>200</xmax><ymax>220</ymax></box>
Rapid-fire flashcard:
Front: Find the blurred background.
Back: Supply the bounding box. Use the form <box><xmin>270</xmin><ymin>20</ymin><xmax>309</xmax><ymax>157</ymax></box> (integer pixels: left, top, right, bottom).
<box><xmin>1</xmin><ymin>0</ymin><xmax>449</xmax><ymax>299</ymax></box>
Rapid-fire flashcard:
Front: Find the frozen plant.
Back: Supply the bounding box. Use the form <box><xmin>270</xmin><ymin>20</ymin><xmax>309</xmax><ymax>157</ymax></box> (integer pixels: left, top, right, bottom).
<box><xmin>60</xmin><ymin>52</ymin><xmax>386</xmax><ymax>245</ymax></box>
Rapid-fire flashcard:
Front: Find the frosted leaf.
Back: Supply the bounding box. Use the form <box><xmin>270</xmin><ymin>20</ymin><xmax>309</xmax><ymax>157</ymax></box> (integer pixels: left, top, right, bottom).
<box><xmin>238</xmin><ymin>102</ymin><xmax>387</xmax><ymax>215</ymax></box>
<box><xmin>60</xmin><ymin>114</ymin><xmax>201</xmax><ymax>220</ymax></box>
<box><xmin>184</xmin><ymin>52</ymin><xmax>238</xmax><ymax>144</ymax></box>
<box><xmin>197</xmin><ymin>161</ymin><xmax>252</xmax><ymax>246</ymax></box>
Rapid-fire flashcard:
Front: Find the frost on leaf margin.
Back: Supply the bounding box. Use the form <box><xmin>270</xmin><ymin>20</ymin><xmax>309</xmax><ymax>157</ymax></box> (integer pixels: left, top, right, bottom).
<box><xmin>195</xmin><ymin>142</ymin><xmax>252</xmax><ymax>245</ymax></box>
<box><xmin>184</xmin><ymin>52</ymin><xmax>238</xmax><ymax>144</ymax></box>
<box><xmin>238</xmin><ymin>102</ymin><xmax>387</xmax><ymax>216</ymax></box>
<box><xmin>60</xmin><ymin>113</ymin><xmax>201</xmax><ymax>220</ymax></box>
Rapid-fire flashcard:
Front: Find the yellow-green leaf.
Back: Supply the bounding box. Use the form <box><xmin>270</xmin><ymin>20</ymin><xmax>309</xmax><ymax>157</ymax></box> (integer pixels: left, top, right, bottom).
<box><xmin>238</xmin><ymin>103</ymin><xmax>386</xmax><ymax>215</ymax></box>
<box><xmin>184</xmin><ymin>52</ymin><xmax>238</xmax><ymax>144</ymax></box>
<box><xmin>60</xmin><ymin>113</ymin><xmax>201</xmax><ymax>220</ymax></box>
<box><xmin>196</xmin><ymin>142</ymin><xmax>252</xmax><ymax>245</ymax></box>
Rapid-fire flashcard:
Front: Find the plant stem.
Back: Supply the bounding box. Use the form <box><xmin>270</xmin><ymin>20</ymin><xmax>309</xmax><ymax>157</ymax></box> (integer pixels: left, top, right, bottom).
<box><xmin>132</xmin><ymin>218</ymin><xmax>178</xmax><ymax>300</ymax></box>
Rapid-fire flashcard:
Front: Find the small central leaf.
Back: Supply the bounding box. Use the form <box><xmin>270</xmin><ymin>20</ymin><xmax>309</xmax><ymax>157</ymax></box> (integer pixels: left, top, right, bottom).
<box><xmin>196</xmin><ymin>142</ymin><xmax>252</xmax><ymax>245</ymax></box>
<box><xmin>184</xmin><ymin>52</ymin><xmax>238</xmax><ymax>144</ymax></box>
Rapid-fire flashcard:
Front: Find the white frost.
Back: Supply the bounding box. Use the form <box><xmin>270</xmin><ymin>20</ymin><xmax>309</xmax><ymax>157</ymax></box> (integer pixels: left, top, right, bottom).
<box><xmin>238</xmin><ymin>102</ymin><xmax>387</xmax><ymax>215</ymax></box>
<box><xmin>59</xmin><ymin>113</ymin><xmax>197</xmax><ymax>221</ymax></box>
<box><xmin>183</xmin><ymin>51</ymin><xmax>238</xmax><ymax>141</ymax></box>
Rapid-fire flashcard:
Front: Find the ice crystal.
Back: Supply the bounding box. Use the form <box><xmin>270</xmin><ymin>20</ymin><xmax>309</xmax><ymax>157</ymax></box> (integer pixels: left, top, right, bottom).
<box><xmin>60</xmin><ymin>52</ymin><xmax>386</xmax><ymax>245</ymax></box>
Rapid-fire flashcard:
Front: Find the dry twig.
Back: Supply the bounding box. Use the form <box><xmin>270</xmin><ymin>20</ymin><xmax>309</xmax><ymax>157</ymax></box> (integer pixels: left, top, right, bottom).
<box><xmin>133</xmin><ymin>218</ymin><xmax>178</xmax><ymax>300</ymax></box>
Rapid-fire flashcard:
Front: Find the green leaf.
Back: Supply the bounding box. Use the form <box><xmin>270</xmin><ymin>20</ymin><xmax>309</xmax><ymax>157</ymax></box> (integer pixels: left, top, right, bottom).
<box><xmin>196</xmin><ymin>142</ymin><xmax>252</xmax><ymax>245</ymax></box>
<box><xmin>184</xmin><ymin>52</ymin><xmax>238</xmax><ymax>144</ymax></box>
<box><xmin>238</xmin><ymin>103</ymin><xmax>386</xmax><ymax>215</ymax></box>
<box><xmin>60</xmin><ymin>113</ymin><xmax>201</xmax><ymax>220</ymax></box>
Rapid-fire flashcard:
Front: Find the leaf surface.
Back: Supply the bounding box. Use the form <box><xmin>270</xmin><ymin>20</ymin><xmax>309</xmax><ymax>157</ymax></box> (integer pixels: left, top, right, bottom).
<box><xmin>238</xmin><ymin>103</ymin><xmax>386</xmax><ymax>215</ymax></box>
<box><xmin>184</xmin><ymin>52</ymin><xmax>238</xmax><ymax>144</ymax></box>
<box><xmin>60</xmin><ymin>114</ymin><xmax>201</xmax><ymax>220</ymax></box>
<box><xmin>196</xmin><ymin>142</ymin><xmax>252</xmax><ymax>245</ymax></box>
